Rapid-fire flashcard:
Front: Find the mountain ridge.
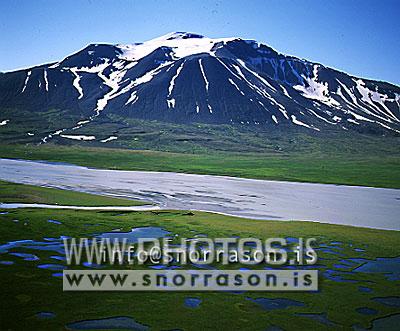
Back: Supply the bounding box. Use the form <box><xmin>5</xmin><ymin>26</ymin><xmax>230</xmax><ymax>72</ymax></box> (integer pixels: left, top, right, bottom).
<box><xmin>0</xmin><ymin>32</ymin><xmax>399</xmax><ymax>144</ymax></box>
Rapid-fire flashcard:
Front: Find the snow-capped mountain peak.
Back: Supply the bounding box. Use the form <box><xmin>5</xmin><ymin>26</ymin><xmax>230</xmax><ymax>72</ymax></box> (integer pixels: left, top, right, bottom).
<box><xmin>1</xmin><ymin>32</ymin><xmax>399</xmax><ymax>143</ymax></box>
<box><xmin>116</xmin><ymin>32</ymin><xmax>239</xmax><ymax>62</ymax></box>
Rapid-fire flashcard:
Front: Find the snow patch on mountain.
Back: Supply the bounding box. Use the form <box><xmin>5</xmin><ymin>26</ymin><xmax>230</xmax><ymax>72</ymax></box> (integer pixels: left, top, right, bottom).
<box><xmin>228</xmin><ymin>78</ymin><xmax>245</xmax><ymax>96</ymax></box>
<box><xmin>198</xmin><ymin>59</ymin><xmax>209</xmax><ymax>92</ymax></box>
<box><xmin>117</xmin><ymin>32</ymin><xmax>237</xmax><ymax>62</ymax></box>
<box><xmin>167</xmin><ymin>61</ymin><xmax>185</xmax><ymax>108</ymax></box>
<box><xmin>291</xmin><ymin>115</ymin><xmax>318</xmax><ymax>131</ymax></box>
<box><xmin>70</xmin><ymin>68</ymin><xmax>84</xmax><ymax>99</ymax></box>
<box><xmin>41</xmin><ymin>129</ymin><xmax>66</xmax><ymax>144</ymax></box>
<box><xmin>168</xmin><ymin>62</ymin><xmax>185</xmax><ymax>97</ymax></box>
<box><xmin>43</xmin><ymin>69</ymin><xmax>49</xmax><ymax>92</ymax></box>
<box><xmin>60</xmin><ymin>134</ymin><xmax>96</xmax><ymax>141</ymax></box>
<box><xmin>100</xmin><ymin>136</ymin><xmax>118</xmax><ymax>143</ymax></box>
<box><xmin>354</xmin><ymin>79</ymin><xmax>399</xmax><ymax>122</ymax></box>
<box><xmin>293</xmin><ymin>65</ymin><xmax>340</xmax><ymax>108</ymax></box>
<box><xmin>280</xmin><ymin>84</ymin><xmax>291</xmax><ymax>98</ymax></box>
<box><xmin>21</xmin><ymin>71</ymin><xmax>31</xmax><ymax>93</ymax></box>
<box><xmin>167</xmin><ymin>99</ymin><xmax>176</xmax><ymax>109</ymax></box>
<box><xmin>125</xmin><ymin>91</ymin><xmax>138</xmax><ymax>105</ymax></box>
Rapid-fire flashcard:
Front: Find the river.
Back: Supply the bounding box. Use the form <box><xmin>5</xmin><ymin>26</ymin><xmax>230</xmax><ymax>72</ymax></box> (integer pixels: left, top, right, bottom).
<box><xmin>0</xmin><ymin>158</ymin><xmax>399</xmax><ymax>230</ymax></box>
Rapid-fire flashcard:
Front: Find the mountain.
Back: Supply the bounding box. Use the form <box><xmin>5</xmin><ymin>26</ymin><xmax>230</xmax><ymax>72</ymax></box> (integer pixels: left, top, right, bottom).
<box><xmin>0</xmin><ymin>32</ymin><xmax>399</xmax><ymax>144</ymax></box>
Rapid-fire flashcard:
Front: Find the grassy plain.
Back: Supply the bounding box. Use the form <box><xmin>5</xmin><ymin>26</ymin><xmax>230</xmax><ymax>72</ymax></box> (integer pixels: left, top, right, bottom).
<box><xmin>0</xmin><ymin>116</ymin><xmax>399</xmax><ymax>188</ymax></box>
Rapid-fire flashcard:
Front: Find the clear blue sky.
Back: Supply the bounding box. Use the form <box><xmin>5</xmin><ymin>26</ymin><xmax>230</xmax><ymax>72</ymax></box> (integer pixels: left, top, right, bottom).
<box><xmin>1</xmin><ymin>0</ymin><xmax>399</xmax><ymax>85</ymax></box>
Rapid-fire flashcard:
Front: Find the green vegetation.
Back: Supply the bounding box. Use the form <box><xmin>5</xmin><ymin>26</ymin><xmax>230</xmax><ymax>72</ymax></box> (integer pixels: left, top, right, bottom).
<box><xmin>0</xmin><ymin>139</ymin><xmax>399</xmax><ymax>188</ymax></box>
<box><xmin>1</xmin><ymin>115</ymin><xmax>399</xmax><ymax>188</ymax></box>
<box><xmin>0</xmin><ymin>181</ymin><xmax>399</xmax><ymax>330</ymax></box>
<box><xmin>0</xmin><ymin>180</ymin><xmax>147</xmax><ymax>206</ymax></box>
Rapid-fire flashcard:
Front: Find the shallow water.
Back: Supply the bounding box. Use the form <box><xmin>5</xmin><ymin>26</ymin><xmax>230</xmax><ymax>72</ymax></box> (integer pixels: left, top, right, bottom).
<box><xmin>358</xmin><ymin>286</ymin><xmax>373</xmax><ymax>293</ymax></box>
<box><xmin>97</xmin><ymin>227</ymin><xmax>170</xmax><ymax>244</ymax></box>
<box><xmin>322</xmin><ymin>269</ymin><xmax>357</xmax><ymax>282</ymax></box>
<box><xmin>65</xmin><ymin>316</ymin><xmax>149</xmax><ymax>330</ymax></box>
<box><xmin>353</xmin><ymin>314</ymin><xmax>400</xmax><ymax>331</ymax></box>
<box><xmin>356</xmin><ymin>307</ymin><xmax>378</xmax><ymax>315</ymax></box>
<box><xmin>372</xmin><ymin>296</ymin><xmax>400</xmax><ymax>307</ymax></box>
<box><xmin>47</xmin><ymin>219</ymin><xmax>62</xmax><ymax>225</ymax></box>
<box><xmin>0</xmin><ymin>260</ymin><xmax>14</xmax><ymax>265</ymax></box>
<box><xmin>0</xmin><ymin>158</ymin><xmax>399</xmax><ymax>229</ymax></box>
<box><xmin>184</xmin><ymin>297</ymin><xmax>202</xmax><ymax>308</ymax></box>
<box><xmin>0</xmin><ymin>227</ymin><xmax>171</xmax><ymax>270</ymax></box>
<box><xmin>247</xmin><ymin>297</ymin><xmax>305</xmax><ymax>310</ymax></box>
<box><xmin>50</xmin><ymin>255</ymin><xmax>66</xmax><ymax>261</ymax></box>
<box><xmin>353</xmin><ymin>257</ymin><xmax>400</xmax><ymax>280</ymax></box>
<box><xmin>36</xmin><ymin>312</ymin><xmax>56</xmax><ymax>319</ymax></box>
<box><xmin>317</xmin><ymin>248</ymin><xmax>343</xmax><ymax>255</ymax></box>
<box><xmin>82</xmin><ymin>262</ymin><xmax>104</xmax><ymax>269</ymax></box>
<box><xmin>37</xmin><ymin>264</ymin><xmax>66</xmax><ymax>271</ymax></box>
<box><xmin>9</xmin><ymin>252</ymin><xmax>39</xmax><ymax>261</ymax></box>
<box><xmin>370</xmin><ymin>314</ymin><xmax>400</xmax><ymax>330</ymax></box>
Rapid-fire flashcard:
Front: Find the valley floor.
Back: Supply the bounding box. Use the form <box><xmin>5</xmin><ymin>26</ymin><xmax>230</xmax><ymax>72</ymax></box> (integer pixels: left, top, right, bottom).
<box><xmin>0</xmin><ymin>181</ymin><xmax>399</xmax><ymax>330</ymax></box>
<box><xmin>0</xmin><ymin>120</ymin><xmax>399</xmax><ymax>329</ymax></box>
<box><xmin>0</xmin><ymin>117</ymin><xmax>399</xmax><ymax>188</ymax></box>
<box><xmin>0</xmin><ymin>139</ymin><xmax>399</xmax><ymax>189</ymax></box>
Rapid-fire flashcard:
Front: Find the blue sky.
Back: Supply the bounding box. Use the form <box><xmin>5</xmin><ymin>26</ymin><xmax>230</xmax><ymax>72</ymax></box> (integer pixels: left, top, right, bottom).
<box><xmin>1</xmin><ymin>0</ymin><xmax>399</xmax><ymax>85</ymax></box>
